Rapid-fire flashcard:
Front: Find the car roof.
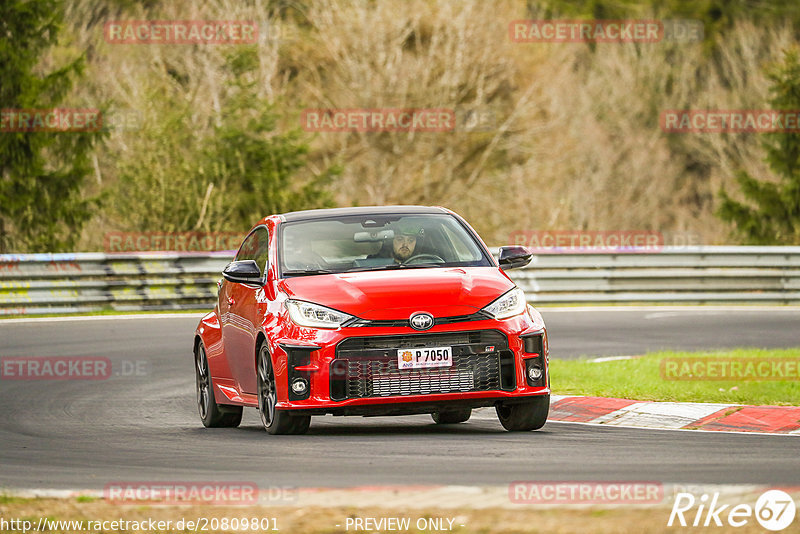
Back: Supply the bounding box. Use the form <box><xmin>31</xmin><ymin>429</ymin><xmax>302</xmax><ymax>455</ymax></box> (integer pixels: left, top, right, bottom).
<box><xmin>278</xmin><ymin>205</ymin><xmax>450</xmax><ymax>222</ymax></box>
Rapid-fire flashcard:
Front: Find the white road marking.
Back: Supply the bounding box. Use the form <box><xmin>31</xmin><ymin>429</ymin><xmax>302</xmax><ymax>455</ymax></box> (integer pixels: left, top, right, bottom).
<box><xmin>545</xmin><ymin>419</ymin><xmax>800</xmax><ymax>437</ymax></box>
<box><xmin>587</xmin><ymin>355</ymin><xmax>640</xmax><ymax>363</ymax></box>
<box><xmin>591</xmin><ymin>402</ymin><xmax>735</xmax><ymax>429</ymax></box>
<box><xmin>538</xmin><ymin>305</ymin><xmax>800</xmax><ymax>313</ymax></box>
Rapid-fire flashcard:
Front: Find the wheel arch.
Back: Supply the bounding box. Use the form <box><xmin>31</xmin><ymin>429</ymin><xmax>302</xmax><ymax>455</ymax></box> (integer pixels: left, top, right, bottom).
<box><xmin>254</xmin><ymin>331</ymin><xmax>268</xmax><ymax>373</ymax></box>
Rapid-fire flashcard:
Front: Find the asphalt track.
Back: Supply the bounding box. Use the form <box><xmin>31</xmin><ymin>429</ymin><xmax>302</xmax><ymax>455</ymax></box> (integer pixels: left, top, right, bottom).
<box><xmin>0</xmin><ymin>307</ymin><xmax>799</xmax><ymax>491</ymax></box>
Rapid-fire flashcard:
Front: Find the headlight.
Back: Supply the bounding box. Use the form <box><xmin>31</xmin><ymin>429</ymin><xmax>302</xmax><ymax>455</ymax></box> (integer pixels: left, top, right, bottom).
<box><xmin>285</xmin><ymin>300</ymin><xmax>354</xmax><ymax>329</ymax></box>
<box><xmin>482</xmin><ymin>288</ymin><xmax>527</xmax><ymax>320</ymax></box>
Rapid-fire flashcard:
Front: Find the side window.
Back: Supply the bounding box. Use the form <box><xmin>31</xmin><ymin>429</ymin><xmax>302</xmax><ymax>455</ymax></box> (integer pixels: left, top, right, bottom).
<box><xmin>235</xmin><ymin>227</ymin><xmax>270</xmax><ymax>275</ymax></box>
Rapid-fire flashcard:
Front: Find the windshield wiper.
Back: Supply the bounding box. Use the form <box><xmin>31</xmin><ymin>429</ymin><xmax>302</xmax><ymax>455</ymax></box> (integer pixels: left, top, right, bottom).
<box><xmin>282</xmin><ymin>269</ymin><xmax>335</xmax><ymax>277</ymax></box>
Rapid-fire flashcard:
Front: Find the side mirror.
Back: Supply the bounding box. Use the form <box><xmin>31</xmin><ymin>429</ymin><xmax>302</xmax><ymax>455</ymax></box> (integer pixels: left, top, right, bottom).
<box><xmin>498</xmin><ymin>246</ymin><xmax>533</xmax><ymax>270</ymax></box>
<box><xmin>222</xmin><ymin>260</ymin><xmax>263</xmax><ymax>285</ymax></box>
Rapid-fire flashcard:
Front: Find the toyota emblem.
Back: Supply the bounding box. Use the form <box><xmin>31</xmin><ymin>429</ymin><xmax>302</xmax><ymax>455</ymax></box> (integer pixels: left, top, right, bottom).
<box><xmin>409</xmin><ymin>312</ymin><xmax>434</xmax><ymax>331</ymax></box>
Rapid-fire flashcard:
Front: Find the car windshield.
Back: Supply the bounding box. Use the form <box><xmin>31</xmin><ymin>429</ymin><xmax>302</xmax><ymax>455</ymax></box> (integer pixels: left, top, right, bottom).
<box><xmin>279</xmin><ymin>213</ymin><xmax>492</xmax><ymax>275</ymax></box>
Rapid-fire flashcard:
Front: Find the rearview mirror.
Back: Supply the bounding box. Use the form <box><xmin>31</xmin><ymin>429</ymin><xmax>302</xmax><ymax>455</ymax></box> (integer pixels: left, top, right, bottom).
<box><xmin>498</xmin><ymin>246</ymin><xmax>533</xmax><ymax>270</ymax></box>
<box><xmin>222</xmin><ymin>260</ymin><xmax>263</xmax><ymax>285</ymax></box>
<box><xmin>353</xmin><ymin>229</ymin><xmax>394</xmax><ymax>242</ymax></box>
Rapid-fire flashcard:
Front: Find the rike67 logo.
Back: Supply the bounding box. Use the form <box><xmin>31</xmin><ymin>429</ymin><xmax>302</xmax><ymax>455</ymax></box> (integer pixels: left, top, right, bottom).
<box><xmin>668</xmin><ymin>489</ymin><xmax>796</xmax><ymax>531</ymax></box>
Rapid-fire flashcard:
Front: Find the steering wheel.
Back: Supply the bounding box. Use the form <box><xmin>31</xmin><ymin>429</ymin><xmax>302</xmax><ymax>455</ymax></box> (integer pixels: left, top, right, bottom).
<box><xmin>403</xmin><ymin>253</ymin><xmax>445</xmax><ymax>265</ymax></box>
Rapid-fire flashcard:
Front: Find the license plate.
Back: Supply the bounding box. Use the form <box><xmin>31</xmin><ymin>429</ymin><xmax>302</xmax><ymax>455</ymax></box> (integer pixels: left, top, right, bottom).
<box><xmin>397</xmin><ymin>346</ymin><xmax>452</xmax><ymax>369</ymax></box>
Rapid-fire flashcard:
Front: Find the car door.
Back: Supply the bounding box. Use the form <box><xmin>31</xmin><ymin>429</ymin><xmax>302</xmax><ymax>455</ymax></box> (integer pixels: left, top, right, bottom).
<box><xmin>221</xmin><ymin>226</ymin><xmax>270</xmax><ymax>395</ymax></box>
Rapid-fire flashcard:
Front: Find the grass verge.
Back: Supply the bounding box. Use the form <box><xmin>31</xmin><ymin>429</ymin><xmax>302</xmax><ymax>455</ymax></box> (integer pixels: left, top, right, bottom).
<box><xmin>551</xmin><ymin>347</ymin><xmax>800</xmax><ymax>405</ymax></box>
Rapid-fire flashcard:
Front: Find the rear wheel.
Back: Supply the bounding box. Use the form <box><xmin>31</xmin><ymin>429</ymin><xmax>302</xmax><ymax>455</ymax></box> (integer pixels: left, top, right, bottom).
<box><xmin>195</xmin><ymin>341</ymin><xmax>242</xmax><ymax>428</ymax></box>
<box><xmin>257</xmin><ymin>341</ymin><xmax>310</xmax><ymax>435</ymax></box>
<box><xmin>431</xmin><ymin>408</ymin><xmax>472</xmax><ymax>424</ymax></box>
<box><xmin>496</xmin><ymin>395</ymin><xmax>549</xmax><ymax>431</ymax></box>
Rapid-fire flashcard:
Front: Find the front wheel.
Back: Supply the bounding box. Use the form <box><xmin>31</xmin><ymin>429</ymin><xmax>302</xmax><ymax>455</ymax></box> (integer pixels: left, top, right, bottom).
<box><xmin>496</xmin><ymin>395</ymin><xmax>549</xmax><ymax>431</ymax></box>
<box><xmin>195</xmin><ymin>341</ymin><xmax>242</xmax><ymax>428</ymax></box>
<box><xmin>257</xmin><ymin>341</ymin><xmax>310</xmax><ymax>435</ymax></box>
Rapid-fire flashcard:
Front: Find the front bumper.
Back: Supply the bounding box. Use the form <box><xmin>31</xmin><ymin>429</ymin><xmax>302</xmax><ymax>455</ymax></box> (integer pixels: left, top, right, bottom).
<box><xmin>270</xmin><ymin>313</ymin><xmax>549</xmax><ymax>415</ymax></box>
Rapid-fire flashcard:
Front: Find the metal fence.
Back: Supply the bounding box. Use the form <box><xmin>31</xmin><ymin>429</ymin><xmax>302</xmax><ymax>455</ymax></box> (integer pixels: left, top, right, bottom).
<box><xmin>0</xmin><ymin>252</ymin><xmax>232</xmax><ymax>315</ymax></box>
<box><xmin>1</xmin><ymin>247</ymin><xmax>799</xmax><ymax>315</ymax></box>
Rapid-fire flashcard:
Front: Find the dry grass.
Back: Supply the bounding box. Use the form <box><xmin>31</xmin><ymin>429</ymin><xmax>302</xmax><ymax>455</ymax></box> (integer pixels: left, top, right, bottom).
<box><xmin>51</xmin><ymin>1</ymin><xmax>798</xmax><ymax>248</ymax></box>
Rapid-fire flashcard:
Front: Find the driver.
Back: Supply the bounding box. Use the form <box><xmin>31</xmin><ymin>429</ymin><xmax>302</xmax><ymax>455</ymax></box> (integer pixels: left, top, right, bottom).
<box><xmin>392</xmin><ymin>234</ymin><xmax>416</xmax><ymax>262</ymax></box>
<box><xmin>391</xmin><ymin>223</ymin><xmax>423</xmax><ymax>263</ymax></box>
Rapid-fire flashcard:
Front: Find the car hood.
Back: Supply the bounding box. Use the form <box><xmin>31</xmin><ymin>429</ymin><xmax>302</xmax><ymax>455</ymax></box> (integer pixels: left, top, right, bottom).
<box><xmin>278</xmin><ymin>267</ymin><xmax>515</xmax><ymax>320</ymax></box>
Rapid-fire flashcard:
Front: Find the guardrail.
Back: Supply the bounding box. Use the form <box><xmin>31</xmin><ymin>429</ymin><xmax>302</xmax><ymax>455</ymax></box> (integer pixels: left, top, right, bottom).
<box><xmin>1</xmin><ymin>247</ymin><xmax>799</xmax><ymax>315</ymax></box>
<box><xmin>516</xmin><ymin>246</ymin><xmax>800</xmax><ymax>304</ymax></box>
<box><xmin>0</xmin><ymin>252</ymin><xmax>233</xmax><ymax>316</ymax></box>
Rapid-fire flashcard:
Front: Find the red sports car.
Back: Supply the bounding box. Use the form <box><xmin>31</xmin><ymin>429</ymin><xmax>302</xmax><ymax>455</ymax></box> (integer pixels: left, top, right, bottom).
<box><xmin>193</xmin><ymin>206</ymin><xmax>549</xmax><ymax>434</ymax></box>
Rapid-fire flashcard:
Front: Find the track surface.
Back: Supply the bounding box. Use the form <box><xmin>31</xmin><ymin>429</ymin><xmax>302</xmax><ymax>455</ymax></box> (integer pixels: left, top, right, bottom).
<box><xmin>544</xmin><ymin>306</ymin><xmax>800</xmax><ymax>359</ymax></box>
<box><xmin>0</xmin><ymin>308</ymin><xmax>798</xmax><ymax>490</ymax></box>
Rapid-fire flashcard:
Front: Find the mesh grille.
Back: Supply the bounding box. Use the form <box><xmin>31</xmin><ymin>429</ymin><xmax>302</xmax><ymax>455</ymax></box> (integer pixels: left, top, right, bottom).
<box><xmin>346</xmin><ymin>353</ymin><xmax>498</xmax><ymax>398</ymax></box>
<box><xmin>332</xmin><ymin>330</ymin><xmax>509</xmax><ymax>400</ymax></box>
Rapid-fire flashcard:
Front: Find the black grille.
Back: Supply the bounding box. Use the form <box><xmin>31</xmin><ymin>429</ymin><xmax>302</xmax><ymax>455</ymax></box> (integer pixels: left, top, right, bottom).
<box><xmin>345</xmin><ymin>312</ymin><xmax>491</xmax><ymax>328</ymax></box>
<box><xmin>337</xmin><ymin>330</ymin><xmax>506</xmax><ymax>353</ymax></box>
<box><xmin>331</xmin><ymin>330</ymin><xmax>514</xmax><ymax>400</ymax></box>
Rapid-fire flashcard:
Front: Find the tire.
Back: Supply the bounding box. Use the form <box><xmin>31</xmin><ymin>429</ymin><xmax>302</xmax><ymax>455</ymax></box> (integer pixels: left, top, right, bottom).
<box><xmin>431</xmin><ymin>408</ymin><xmax>472</xmax><ymax>424</ymax></box>
<box><xmin>195</xmin><ymin>341</ymin><xmax>242</xmax><ymax>428</ymax></box>
<box><xmin>495</xmin><ymin>395</ymin><xmax>549</xmax><ymax>431</ymax></box>
<box><xmin>256</xmin><ymin>341</ymin><xmax>311</xmax><ymax>435</ymax></box>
